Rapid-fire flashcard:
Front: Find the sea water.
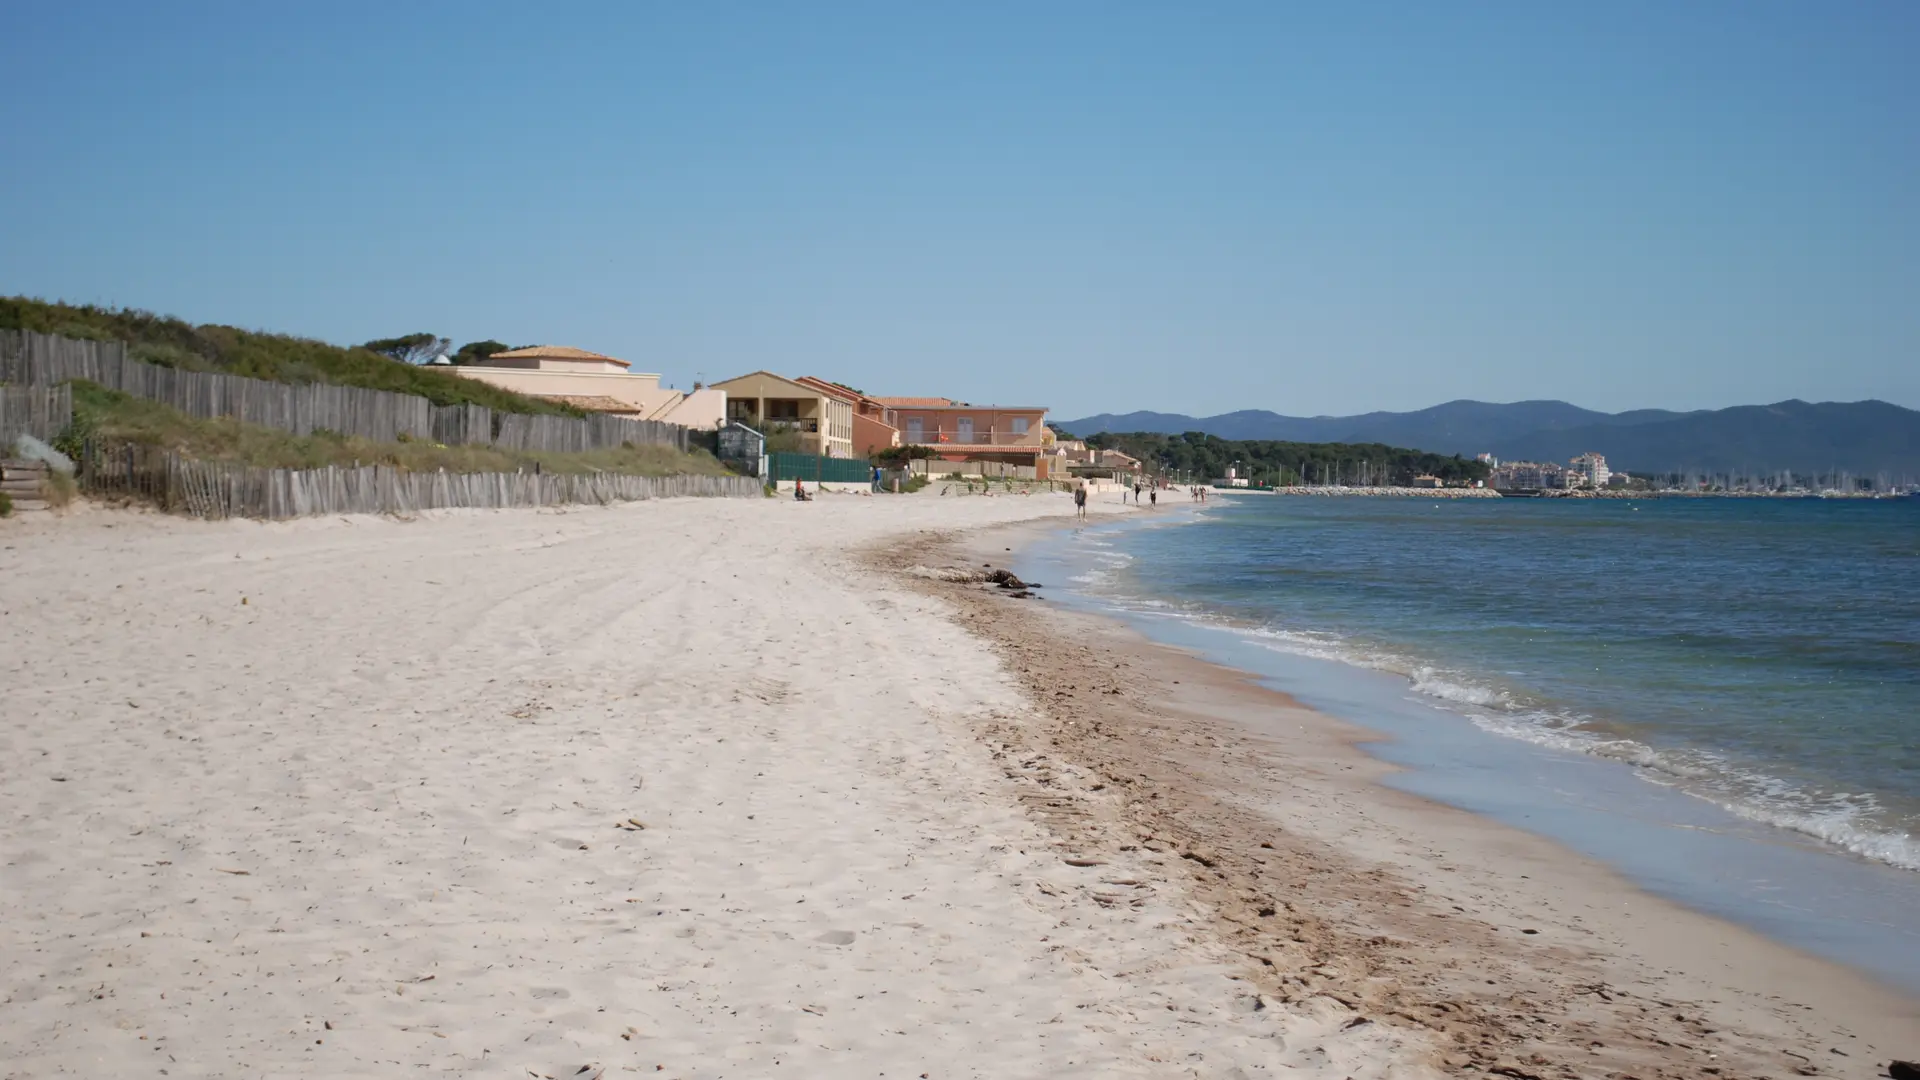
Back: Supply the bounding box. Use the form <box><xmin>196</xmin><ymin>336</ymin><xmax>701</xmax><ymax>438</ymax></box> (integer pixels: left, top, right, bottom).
<box><xmin>1019</xmin><ymin>495</ymin><xmax>1920</xmax><ymax>991</ymax></box>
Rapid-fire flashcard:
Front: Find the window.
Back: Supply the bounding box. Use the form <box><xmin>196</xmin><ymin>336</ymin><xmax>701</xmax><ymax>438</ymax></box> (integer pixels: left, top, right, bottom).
<box><xmin>1010</xmin><ymin>417</ymin><xmax>1029</xmax><ymax>435</ymax></box>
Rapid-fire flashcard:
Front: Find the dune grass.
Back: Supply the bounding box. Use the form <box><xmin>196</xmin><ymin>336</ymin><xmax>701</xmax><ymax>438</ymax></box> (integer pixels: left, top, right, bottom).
<box><xmin>65</xmin><ymin>381</ymin><xmax>732</xmax><ymax>478</ymax></box>
<box><xmin>2</xmin><ymin>297</ymin><xmax>582</xmax><ymax>417</ymax></box>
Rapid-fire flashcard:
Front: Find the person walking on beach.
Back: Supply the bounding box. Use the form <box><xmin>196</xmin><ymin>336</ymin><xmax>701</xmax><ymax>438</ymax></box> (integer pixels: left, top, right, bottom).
<box><xmin>1149</xmin><ymin>488</ymin><xmax>1157</xmax><ymax>507</ymax></box>
<box><xmin>1073</xmin><ymin>481</ymin><xmax>1088</xmax><ymax>519</ymax></box>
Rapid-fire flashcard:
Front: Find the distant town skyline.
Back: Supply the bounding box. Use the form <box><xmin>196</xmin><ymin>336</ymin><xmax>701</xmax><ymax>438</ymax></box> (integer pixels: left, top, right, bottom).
<box><xmin>3</xmin><ymin>2</ymin><xmax>1914</xmax><ymax>416</ymax></box>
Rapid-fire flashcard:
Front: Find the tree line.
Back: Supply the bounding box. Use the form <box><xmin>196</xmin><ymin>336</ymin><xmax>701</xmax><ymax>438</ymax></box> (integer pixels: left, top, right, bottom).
<box><xmin>359</xmin><ymin>334</ymin><xmax>513</xmax><ymax>367</ymax></box>
<box><xmin>1083</xmin><ymin>431</ymin><xmax>1492</xmax><ymax>486</ymax></box>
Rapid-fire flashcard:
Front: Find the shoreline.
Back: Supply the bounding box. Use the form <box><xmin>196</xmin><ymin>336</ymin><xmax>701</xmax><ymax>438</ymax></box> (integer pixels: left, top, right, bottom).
<box><xmin>1023</xmin><ymin>503</ymin><xmax>1920</xmax><ymax>892</ymax></box>
<box><xmin>3</xmin><ymin>492</ymin><xmax>1912</xmax><ymax>1077</ymax></box>
<box><xmin>878</xmin><ymin>506</ymin><xmax>1918</xmax><ymax>1080</ymax></box>
<box><xmin>1208</xmin><ymin>487</ymin><xmax>1904</xmax><ymax>500</ymax></box>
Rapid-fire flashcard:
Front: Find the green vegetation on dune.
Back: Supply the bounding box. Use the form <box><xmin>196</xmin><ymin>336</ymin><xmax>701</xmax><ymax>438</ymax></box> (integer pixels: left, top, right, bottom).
<box><xmin>62</xmin><ymin>381</ymin><xmax>731</xmax><ymax>478</ymax></box>
<box><xmin>0</xmin><ymin>297</ymin><xmax>582</xmax><ymax>417</ymax></box>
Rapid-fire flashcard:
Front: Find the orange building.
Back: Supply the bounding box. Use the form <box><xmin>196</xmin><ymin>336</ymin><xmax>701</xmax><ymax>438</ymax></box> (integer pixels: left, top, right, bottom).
<box><xmin>872</xmin><ymin>398</ymin><xmax>1053</xmax><ymax>479</ymax></box>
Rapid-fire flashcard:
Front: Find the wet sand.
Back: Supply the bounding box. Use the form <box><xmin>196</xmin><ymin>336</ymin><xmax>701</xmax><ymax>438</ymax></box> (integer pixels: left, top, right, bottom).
<box><xmin>874</xmin><ymin>509</ymin><xmax>1918</xmax><ymax>1080</ymax></box>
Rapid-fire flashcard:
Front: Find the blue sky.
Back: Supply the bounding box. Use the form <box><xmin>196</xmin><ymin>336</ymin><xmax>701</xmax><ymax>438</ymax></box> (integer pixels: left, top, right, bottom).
<box><xmin>3</xmin><ymin>1</ymin><xmax>1914</xmax><ymax>417</ymax></box>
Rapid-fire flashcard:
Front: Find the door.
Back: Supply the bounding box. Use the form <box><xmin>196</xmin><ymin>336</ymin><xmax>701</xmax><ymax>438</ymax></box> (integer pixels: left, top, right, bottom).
<box><xmin>957</xmin><ymin>417</ymin><xmax>974</xmax><ymax>444</ymax></box>
<box><xmin>905</xmin><ymin>417</ymin><xmax>924</xmax><ymax>444</ymax></box>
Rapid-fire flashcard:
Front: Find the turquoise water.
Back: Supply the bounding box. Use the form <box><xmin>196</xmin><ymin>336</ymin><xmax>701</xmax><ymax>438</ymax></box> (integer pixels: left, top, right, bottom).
<box><xmin>1064</xmin><ymin>496</ymin><xmax>1920</xmax><ymax>873</ymax></box>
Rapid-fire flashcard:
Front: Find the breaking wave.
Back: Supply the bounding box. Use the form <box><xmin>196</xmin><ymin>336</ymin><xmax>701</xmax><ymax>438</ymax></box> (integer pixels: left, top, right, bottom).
<box><xmin>1072</xmin><ymin>570</ymin><xmax>1920</xmax><ymax>875</ymax></box>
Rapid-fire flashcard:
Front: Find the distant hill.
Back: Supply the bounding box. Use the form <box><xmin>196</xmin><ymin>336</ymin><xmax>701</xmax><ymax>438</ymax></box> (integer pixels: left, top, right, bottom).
<box><xmin>1057</xmin><ymin>398</ymin><xmax>1920</xmax><ymax>476</ymax></box>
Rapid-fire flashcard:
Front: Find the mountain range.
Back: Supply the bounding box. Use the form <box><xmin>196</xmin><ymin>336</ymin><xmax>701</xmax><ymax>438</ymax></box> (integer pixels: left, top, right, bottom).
<box><xmin>1056</xmin><ymin>399</ymin><xmax>1920</xmax><ymax>477</ymax></box>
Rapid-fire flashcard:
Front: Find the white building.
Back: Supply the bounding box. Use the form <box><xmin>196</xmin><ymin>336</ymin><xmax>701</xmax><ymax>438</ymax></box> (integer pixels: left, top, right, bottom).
<box><xmin>1491</xmin><ymin>461</ymin><xmax>1565</xmax><ymax>491</ymax></box>
<box><xmin>1569</xmin><ymin>452</ymin><xmax>1612</xmax><ymax>488</ymax></box>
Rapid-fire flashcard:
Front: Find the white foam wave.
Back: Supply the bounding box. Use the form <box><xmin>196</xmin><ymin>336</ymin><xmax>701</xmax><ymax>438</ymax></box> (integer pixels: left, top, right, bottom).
<box><xmin>1719</xmin><ymin>801</ymin><xmax>1920</xmax><ymax>872</ymax></box>
<box><xmin>1128</xmin><ymin>606</ymin><xmax>1920</xmax><ymax>875</ymax></box>
<box><xmin>1038</xmin><ymin>515</ymin><xmax>1920</xmax><ymax>876</ymax></box>
<box><xmin>1409</xmin><ymin>667</ymin><xmax>1512</xmax><ymax>709</ymax></box>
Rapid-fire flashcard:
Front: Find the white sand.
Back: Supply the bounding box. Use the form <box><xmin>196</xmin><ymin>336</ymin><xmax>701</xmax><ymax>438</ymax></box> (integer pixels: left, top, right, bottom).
<box><xmin>0</xmin><ymin>492</ymin><xmax>1429</xmax><ymax>1078</ymax></box>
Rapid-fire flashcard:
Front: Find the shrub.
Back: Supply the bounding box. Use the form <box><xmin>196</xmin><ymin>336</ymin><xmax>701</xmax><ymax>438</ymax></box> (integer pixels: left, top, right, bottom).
<box><xmin>52</xmin><ymin>403</ymin><xmax>98</xmax><ymax>462</ymax></box>
<box><xmin>44</xmin><ymin>470</ymin><xmax>75</xmax><ymax>508</ymax></box>
<box><xmin>131</xmin><ymin>341</ymin><xmax>213</xmax><ymax>371</ymax></box>
<box><xmin>0</xmin><ymin>492</ymin><xmax>10</xmax><ymax>516</ymax></box>
<box><xmin>873</xmin><ymin>444</ymin><xmax>935</xmax><ymax>464</ymax></box>
<box><xmin>761</xmin><ymin>424</ymin><xmax>808</xmax><ymax>454</ymax></box>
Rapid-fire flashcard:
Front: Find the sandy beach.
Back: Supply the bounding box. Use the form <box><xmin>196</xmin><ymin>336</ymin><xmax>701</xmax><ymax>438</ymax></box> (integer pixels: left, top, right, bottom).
<box><xmin>3</xmin><ymin>490</ymin><xmax>1914</xmax><ymax>1079</ymax></box>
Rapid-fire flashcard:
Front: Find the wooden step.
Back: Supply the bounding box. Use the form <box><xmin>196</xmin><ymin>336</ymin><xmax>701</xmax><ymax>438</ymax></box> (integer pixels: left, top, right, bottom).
<box><xmin>3</xmin><ymin>498</ymin><xmax>50</xmax><ymax>513</ymax></box>
<box><xmin>1</xmin><ymin>459</ymin><xmax>49</xmax><ymax>472</ymax></box>
<box><xmin>0</xmin><ymin>483</ymin><xmax>45</xmax><ymax>495</ymax></box>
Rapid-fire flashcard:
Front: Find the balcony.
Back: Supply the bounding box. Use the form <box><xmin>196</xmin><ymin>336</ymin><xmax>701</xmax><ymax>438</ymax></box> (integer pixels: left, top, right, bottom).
<box><xmin>733</xmin><ymin>416</ymin><xmax>820</xmax><ymax>434</ymax></box>
<box><xmin>900</xmin><ymin>428</ymin><xmax>1040</xmax><ymax>448</ymax></box>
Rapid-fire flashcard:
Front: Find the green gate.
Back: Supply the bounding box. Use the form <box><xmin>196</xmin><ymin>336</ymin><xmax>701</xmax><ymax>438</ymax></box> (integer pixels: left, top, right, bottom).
<box><xmin>768</xmin><ymin>452</ymin><xmax>873</xmax><ymax>485</ymax></box>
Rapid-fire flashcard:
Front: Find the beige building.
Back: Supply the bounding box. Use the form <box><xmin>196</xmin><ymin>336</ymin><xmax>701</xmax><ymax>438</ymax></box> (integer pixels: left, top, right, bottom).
<box><xmin>451</xmin><ymin>345</ymin><xmax>727</xmax><ymax>428</ymax></box>
<box><xmin>794</xmin><ymin>377</ymin><xmax>901</xmax><ymax>458</ymax></box>
<box><xmin>711</xmin><ymin>371</ymin><xmax>856</xmax><ymax>458</ymax></box>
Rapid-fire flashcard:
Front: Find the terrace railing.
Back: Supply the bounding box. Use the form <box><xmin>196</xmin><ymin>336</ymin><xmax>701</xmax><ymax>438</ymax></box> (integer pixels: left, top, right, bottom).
<box><xmin>899</xmin><ymin>428</ymin><xmax>1042</xmax><ymax>447</ymax></box>
<box><xmin>734</xmin><ymin>416</ymin><xmax>820</xmax><ymax>434</ymax></box>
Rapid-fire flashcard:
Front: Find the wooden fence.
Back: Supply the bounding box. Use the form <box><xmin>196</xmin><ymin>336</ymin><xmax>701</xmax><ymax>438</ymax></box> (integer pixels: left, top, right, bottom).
<box><xmin>494</xmin><ymin>411</ymin><xmax>688</xmax><ymax>454</ymax></box>
<box><xmin>429</xmin><ymin>402</ymin><xmax>495</xmax><ymax>446</ymax></box>
<box><xmin>0</xmin><ymin>384</ymin><xmax>71</xmax><ymax>447</ymax></box>
<box><xmin>911</xmin><ymin>458</ymin><xmax>1038</xmax><ymax>480</ymax></box>
<box><xmin>78</xmin><ymin>441</ymin><xmax>761</xmax><ymax>519</ymax></box>
<box><xmin>0</xmin><ymin>330</ymin><xmax>690</xmax><ymax>453</ymax></box>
